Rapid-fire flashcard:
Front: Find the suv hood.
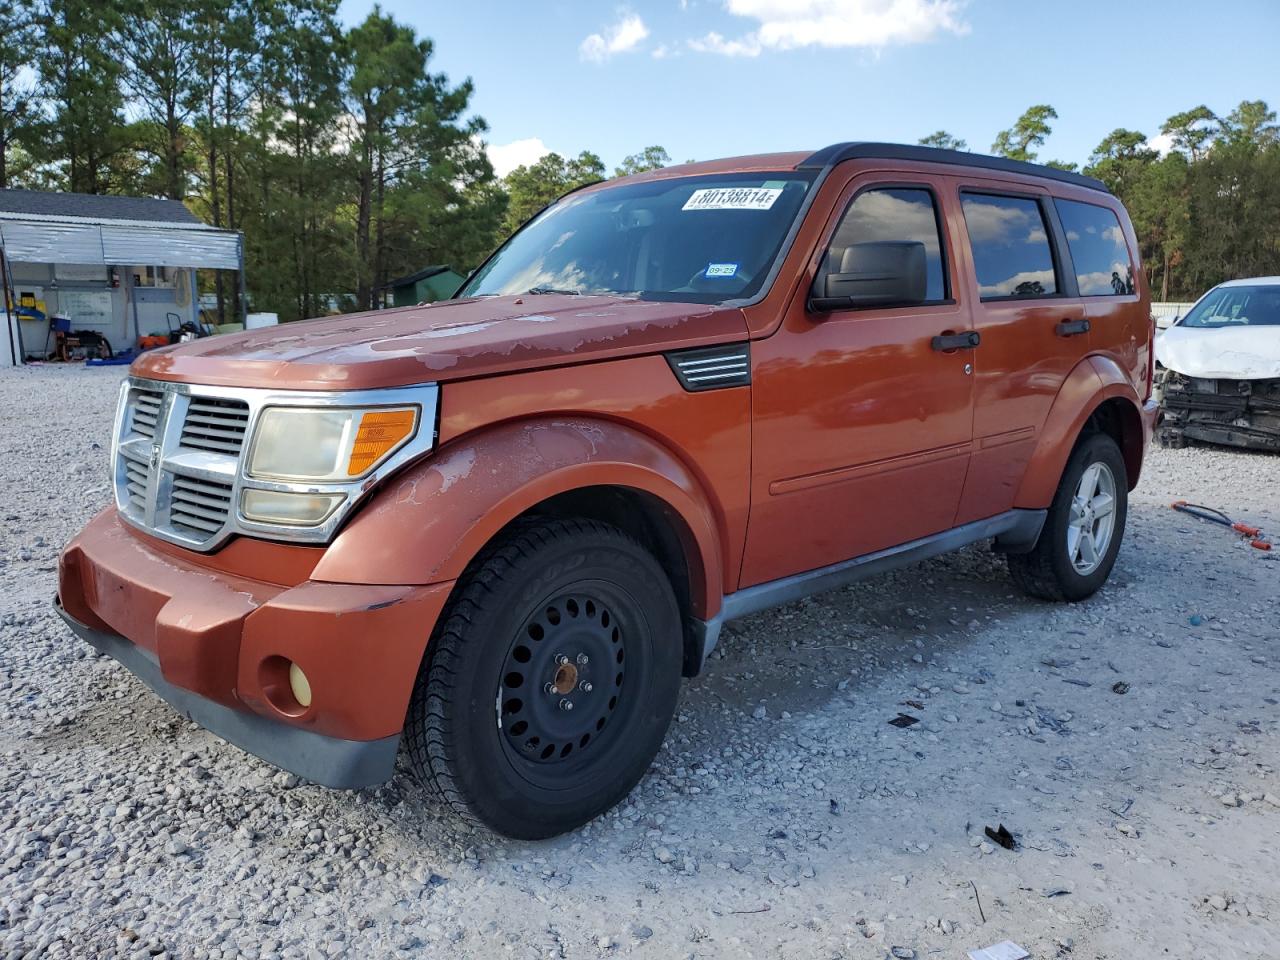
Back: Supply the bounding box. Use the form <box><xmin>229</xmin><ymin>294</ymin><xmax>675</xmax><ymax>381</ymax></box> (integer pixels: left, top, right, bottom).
<box><xmin>1156</xmin><ymin>324</ymin><xmax>1280</xmax><ymax>380</ymax></box>
<box><xmin>131</xmin><ymin>295</ymin><xmax>749</xmax><ymax>390</ymax></box>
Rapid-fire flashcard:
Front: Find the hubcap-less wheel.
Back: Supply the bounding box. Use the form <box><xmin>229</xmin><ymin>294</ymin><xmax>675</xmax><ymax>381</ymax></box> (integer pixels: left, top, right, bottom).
<box><xmin>1066</xmin><ymin>461</ymin><xmax>1116</xmax><ymax>575</ymax></box>
<box><xmin>499</xmin><ymin>591</ymin><xmax>627</xmax><ymax>782</ymax></box>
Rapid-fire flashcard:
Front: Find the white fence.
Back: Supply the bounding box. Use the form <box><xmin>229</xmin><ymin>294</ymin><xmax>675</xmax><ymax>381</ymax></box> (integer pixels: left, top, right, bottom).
<box><xmin>1151</xmin><ymin>301</ymin><xmax>1196</xmax><ymax>328</ymax></box>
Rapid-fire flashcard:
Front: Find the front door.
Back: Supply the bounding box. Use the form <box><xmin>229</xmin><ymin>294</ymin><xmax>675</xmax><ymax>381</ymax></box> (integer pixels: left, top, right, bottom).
<box><xmin>742</xmin><ymin>174</ymin><xmax>976</xmax><ymax>588</ymax></box>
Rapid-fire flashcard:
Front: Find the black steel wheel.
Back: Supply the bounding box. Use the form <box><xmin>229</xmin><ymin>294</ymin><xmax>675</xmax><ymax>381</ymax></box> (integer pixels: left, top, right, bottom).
<box><xmin>498</xmin><ymin>591</ymin><xmax>630</xmax><ymax>782</ymax></box>
<box><xmin>405</xmin><ymin>518</ymin><xmax>681</xmax><ymax>839</ymax></box>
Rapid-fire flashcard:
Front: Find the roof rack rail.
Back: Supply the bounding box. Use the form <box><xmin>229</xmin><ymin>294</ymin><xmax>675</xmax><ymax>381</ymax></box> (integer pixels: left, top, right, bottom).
<box><xmin>799</xmin><ymin>142</ymin><xmax>1109</xmax><ymax>193</ymax></box>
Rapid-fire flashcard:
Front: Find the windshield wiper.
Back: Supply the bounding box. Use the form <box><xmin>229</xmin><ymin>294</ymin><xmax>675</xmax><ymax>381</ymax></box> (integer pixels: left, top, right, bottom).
<box><xmin>523</xmin><ymin>286</ymin><xmax>581</xmax><ymax>296</ymax></box>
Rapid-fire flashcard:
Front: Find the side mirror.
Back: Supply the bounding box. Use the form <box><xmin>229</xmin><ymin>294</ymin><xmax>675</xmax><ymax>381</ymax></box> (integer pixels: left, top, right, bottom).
<box><xmin>809</xmin><ymin>241</ymin><xmax>927</xmax><ymax>313</ymax></box>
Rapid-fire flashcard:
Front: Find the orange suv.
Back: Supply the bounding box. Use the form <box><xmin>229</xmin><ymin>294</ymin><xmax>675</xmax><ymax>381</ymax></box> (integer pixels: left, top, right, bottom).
<box><xmin>58</xmin><ymin>144</ymin><xmax>1158</xmax><ymax>838</ymax></box>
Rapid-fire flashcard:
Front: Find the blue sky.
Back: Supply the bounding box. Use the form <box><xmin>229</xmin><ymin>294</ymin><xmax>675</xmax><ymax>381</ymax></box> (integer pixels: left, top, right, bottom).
<box><xmin>338</xmin><ymin>0</ymin><xmax>1280</xmax><ymax>176</ymax></box>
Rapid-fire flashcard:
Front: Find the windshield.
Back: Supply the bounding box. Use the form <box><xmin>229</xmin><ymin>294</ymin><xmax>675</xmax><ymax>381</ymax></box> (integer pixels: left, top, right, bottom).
<box><xmin>1180</xmin><ymin>284</ymin><xmax>1280</xmax><ymax>328</ymax></box>
<box><xmin>460</xmin><ymin>172</ymin><xmax>816</xmax><ymax>305</ymax></box>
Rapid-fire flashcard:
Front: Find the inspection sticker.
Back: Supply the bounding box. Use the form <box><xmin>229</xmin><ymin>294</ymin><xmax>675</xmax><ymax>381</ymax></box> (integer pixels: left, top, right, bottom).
<box><xmin>706</xmin><ymin>263</ymin><xmax>738</xmax><ymax>278</ymax></box>
<box><xmin>682</xmin><ymin>187</ymin><xmax>782</xmax><ymax>212</ymax></box>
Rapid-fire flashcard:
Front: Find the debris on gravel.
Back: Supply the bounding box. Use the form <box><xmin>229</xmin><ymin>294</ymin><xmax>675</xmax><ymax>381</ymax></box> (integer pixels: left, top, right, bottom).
<box><xmin>2</xmin><ymin>365</ymin><xmax>1278</xmax><ymax>958</ymax></box>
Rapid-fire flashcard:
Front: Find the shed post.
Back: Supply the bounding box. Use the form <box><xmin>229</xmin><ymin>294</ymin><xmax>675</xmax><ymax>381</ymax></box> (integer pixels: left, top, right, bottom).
<box><xmin>0</xmin><ymin>244</ymin><xmax>23</xmax><ymax>365</ymax></box>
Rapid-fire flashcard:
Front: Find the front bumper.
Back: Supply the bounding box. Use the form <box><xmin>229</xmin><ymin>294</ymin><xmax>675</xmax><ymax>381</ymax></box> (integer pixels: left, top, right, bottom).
<box><xmin>57</xmin><ymin>508</ymin><xmax>454</xmax><ymax>787</ymax></box>
<box><xmin>56</xmin><ymin>598</ymin><xmax>397</xmax><ymax>787</ymax></box>
<box><xmin>1156</xmin><ymin>373</ymin><xmax>1280</xmax><ymax>451</ymax></box>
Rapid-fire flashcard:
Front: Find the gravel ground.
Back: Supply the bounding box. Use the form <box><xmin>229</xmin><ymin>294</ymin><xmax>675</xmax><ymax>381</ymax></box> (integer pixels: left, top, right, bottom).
<box><xmin>2</xmin><ymin>364</ymin><xmax>1278</xmax><ymax>960</ymax></box>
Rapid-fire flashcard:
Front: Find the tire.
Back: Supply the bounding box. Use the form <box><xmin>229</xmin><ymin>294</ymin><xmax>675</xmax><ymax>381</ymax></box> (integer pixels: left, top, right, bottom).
<box><xmin>1008</xmin><ymin>432</ymin><xmax>1128</xmax><ymax>602</ymax></box>
<box><xmin>404</xmin><ymin>518</ymin><xmax>682</xmax><ymax>839</ymax></box>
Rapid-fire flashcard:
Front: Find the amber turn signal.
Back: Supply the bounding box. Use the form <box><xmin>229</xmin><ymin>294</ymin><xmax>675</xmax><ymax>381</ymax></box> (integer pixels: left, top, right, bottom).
<box><xmin>346</xmin><ymin>409</ymin><xmax>417</xmax><ymax>476</ymax></box>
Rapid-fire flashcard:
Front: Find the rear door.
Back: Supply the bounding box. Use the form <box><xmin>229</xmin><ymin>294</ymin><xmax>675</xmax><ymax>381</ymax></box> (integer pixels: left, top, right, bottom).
<box><xmin>951</xmin><ymin>182</ymin><xmax>1091</xmax><ymax>524</ymax></box>
<box><xmin>1052</xmin><ymin>195</ymin><xmax>1147</xmax><ymax>392</ymax></box>
<box><xmin>742</xmin><ymin>171</ymin><xmax>975</xmax><ymax>587</ymax></box>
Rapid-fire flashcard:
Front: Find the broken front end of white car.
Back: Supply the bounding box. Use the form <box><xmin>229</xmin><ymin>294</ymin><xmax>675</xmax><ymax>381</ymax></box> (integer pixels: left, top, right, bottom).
<box><xmin>1155</xmin><ymin>281</ymin><xmax>1280</xmax><ymax>452</ymax></box>
<box><xmin>1157</xmin><ymin>371</ymin><xmax>1280</xmax><ymax>451</ymax></box>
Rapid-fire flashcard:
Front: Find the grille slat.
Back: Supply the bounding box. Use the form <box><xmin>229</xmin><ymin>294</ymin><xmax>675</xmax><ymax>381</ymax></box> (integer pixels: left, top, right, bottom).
<box><xmin>169</xmin><ymin>510</ymin><xmax>223</xmax><ymax>534</ymax></box>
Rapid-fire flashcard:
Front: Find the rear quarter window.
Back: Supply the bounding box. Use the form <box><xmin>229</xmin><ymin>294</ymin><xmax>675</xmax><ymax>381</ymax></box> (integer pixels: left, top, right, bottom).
<box><xmin>960</xmin><ymin>193</ymin><xmax>1058</xmax><ymax>300</ymax></box>
<box><xmin>1054</xmin><ymin>199</ymin><xmax>1136</xmax><ymax>296</ymax></box>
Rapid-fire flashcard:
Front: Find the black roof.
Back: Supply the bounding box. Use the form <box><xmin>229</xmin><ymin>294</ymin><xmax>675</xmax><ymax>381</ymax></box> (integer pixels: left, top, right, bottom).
<box><xmin>800</xmin><ymin>142</ymin><xmax>1108</xmax><ymax>193</ymax></box>
<box><xmin>385</xmin><ymin>264</ymin><xmax>456</xmax><ymax>288</ymax></box>
<box><xmin>0</xmin><ymin>188</ymin><xmax>200</xmax><ymax>224</ymax></box>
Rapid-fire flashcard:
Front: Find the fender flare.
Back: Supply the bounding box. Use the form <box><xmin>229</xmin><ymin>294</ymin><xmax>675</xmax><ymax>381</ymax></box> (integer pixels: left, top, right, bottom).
<box><xmin>310</xmin><ymin>417</ymin><xmax>726</xmax><ymax>620</ymax></box>
<box><xmin>1014</xmin><ymin>355</ymin><xmax>1144</xmax><ymax>509</ymax></box>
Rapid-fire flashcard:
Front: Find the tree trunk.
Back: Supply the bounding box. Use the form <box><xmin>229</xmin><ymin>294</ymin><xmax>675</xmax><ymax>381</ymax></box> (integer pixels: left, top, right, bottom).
<box><xmin>373</xmin><ymin>146</ymin><xmax>386</xmax><ymax>309</ymax></box>
<box><xmin>355</xmin><ymin>107</ymin><xmax>374</xmax><ymax>311</ymax></box>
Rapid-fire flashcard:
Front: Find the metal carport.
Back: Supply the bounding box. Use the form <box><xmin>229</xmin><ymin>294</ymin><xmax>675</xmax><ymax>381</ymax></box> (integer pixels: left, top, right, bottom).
<box><xmin>0</xmin><ymin>189</ymin><xmax>244</xmax><ymax>366</ymax></box>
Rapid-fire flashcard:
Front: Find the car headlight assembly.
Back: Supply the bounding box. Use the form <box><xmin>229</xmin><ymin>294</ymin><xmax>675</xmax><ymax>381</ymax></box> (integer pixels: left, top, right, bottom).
<box><xmin>240</xmin><ymin>405</ymin><xmax>419</xmax><ymax>529</ymax></box>
<box><xmin>247</xmin><ymin>406</ymin><xmax>418</xmax><ymax>482</ymax></box>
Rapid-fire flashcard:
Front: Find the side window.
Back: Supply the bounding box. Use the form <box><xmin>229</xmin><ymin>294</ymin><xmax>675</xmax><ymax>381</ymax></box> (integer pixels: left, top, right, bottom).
<box><xmin>1054</xmin><ymin>198</ymin><xmax>1136</xmax><ymax>296</ymax></box>
<box><xmin>960</xmin><ymin>193</ymin><xmax>1058</xmax><ymax>300</ymax></box>
<box><xmin>826</xmin><ymin>187</ymin><xmax>948</xmax><ymax>302</ymax></box>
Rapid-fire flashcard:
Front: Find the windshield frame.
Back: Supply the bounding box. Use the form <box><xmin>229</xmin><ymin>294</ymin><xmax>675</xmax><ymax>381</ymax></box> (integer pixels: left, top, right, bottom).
<box><xmin>455</xmin><ymin>169</ymin><xmax>822</xmax><ymax>308</ymax></box>
<box><xmin>1177</xmin><ymin>283</ymin><xmax>1280</xmax><ymax>329</ymax></box>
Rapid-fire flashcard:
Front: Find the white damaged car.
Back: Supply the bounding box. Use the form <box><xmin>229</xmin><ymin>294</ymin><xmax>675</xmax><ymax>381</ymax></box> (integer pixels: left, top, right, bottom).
<box><xmin>1155</xmin><ymin>277</ymin><xmax>1280</xmax><ymax>451</ymax></box>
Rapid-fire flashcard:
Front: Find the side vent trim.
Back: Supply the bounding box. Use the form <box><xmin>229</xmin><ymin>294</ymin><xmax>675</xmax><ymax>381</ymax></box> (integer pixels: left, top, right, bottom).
<box><xmin>666</xmin><ymin>343</ymin><xmax>751</xmax><ymax>392</ymax></box>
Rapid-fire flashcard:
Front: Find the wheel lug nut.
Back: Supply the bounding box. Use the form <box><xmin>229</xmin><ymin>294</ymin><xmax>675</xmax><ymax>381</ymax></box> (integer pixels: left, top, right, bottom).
<box><xmin>555</xmin><ymin>654</ymin><xmax>569</xmax><ymax>666</ymax></box>
<box><xmin>559</xmin><ymin>699</ymin><xmax>574</xmax><ymax>711</ymax></box>
<box><xmin>544</xmin><ymin>682</ymin><xmax>556</xmax><ymax>695</ymax></box>
<box><xmin>576</xmin><ymin>653</ymin><xmax>589</xmax><ymax>665</ymax></box>
<box><xmin>579</xmin><ymin>681</ymin><xmax>593</xmax><ymax>693</ymax></box>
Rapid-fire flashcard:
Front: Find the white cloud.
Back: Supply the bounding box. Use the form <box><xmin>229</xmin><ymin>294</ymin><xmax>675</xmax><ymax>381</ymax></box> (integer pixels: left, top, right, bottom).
<box><xmin>580</xmin><ymin>13</ymin><xmax>650</xmax><ymax>62</ymax></box>
<box><xmin>688</xmin><ymin>31</ymin><xmax>763</xmax><ymax>56</ymax></box>
<box><xmin>690</xmin><ymin>0</ymin><xmax>968</xmax><ymax>56</ymax></box>
<box><xmin>1146</xmin><ymin>132</ymin><xmax>1175</xmax><ymax>156</ymax></box>
<box><xmin>486</xmin><ymin>137</ymin><xmax>553</xmax><ymax>178</ymax></box>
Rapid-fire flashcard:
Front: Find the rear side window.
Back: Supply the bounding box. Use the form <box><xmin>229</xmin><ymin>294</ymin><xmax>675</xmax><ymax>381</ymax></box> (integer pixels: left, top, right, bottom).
<box><xmin>1054</xmin><ymin>199</ymin><xmax>1136</xmax><ymax>295</ymax></box>
<box><xmin>827</xmin><ymin>187</ymin><xmax>948</xmax><ymax>302</ymax></box>
<box><xmin>960</xmin><ymin>193</ymin><xmax>1058</xmax><ymax>300</ymax></box>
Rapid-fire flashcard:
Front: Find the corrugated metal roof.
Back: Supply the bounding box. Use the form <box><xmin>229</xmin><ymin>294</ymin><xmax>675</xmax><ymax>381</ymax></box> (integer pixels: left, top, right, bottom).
<box><xmin>0</xmin><ymin>189</ymin><xmax>199</xmax><ymax>224</ymax></box>
<box><xmin>0</xmin><ymin>220</ymin><xmax>241</xmax><ymax>269</ymax></box>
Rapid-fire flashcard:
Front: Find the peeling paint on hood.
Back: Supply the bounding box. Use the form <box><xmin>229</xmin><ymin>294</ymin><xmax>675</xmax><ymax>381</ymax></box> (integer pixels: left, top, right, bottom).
<box><xmin>130</xmin><ymin>294</ymin><xmax>750</xmax><ymax>390</ymax></box>
<box><xmin>1156</xmin><ymin>325</ymin><xmax>1280</xmax><ymax>380</ymax></box>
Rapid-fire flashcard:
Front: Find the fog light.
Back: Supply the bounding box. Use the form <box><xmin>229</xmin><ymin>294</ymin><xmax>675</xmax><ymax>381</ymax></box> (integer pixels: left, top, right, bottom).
<box><xmin>242</xmin><ymin>489</ymin><xmax>344</xmax><ymax>526</ymax></box>
<box><xmin>288</xmin><ymin>662</ymin><xmax>313</xmax><ymax>708</ymax></box>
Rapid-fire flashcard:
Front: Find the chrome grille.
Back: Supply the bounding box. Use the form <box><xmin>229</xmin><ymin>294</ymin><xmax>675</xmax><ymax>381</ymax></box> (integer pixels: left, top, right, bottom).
<box><xmin>180</xmin><ymin>398</ymin><xmax>249</xmax><ymax>455</ymax></box>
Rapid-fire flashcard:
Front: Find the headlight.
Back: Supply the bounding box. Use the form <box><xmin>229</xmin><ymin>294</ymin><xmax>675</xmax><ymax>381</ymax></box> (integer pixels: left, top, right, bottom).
<box><xmin>247</xmin><ymin>406</ymin><xmax>418</xmax><ymax>481</ymax></box>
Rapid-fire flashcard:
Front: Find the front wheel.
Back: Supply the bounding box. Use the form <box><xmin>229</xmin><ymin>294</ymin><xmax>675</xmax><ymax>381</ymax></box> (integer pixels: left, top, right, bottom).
<box><xmin>404</xmin><ymin>518</ymin><xmax>682</xmax><ymax>839</ymax></box>
<box><xmin>1008</xmin><ymin>432</ymin><xmax>1128</xmax><ymax>602</ymax></box>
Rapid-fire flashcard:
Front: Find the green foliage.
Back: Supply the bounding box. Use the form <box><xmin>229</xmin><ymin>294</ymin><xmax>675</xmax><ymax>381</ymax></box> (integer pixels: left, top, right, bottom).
<box><xmin>33</xmin><ymin>0</ymin><xmax>130</xmax><ymax>193</ymax></box>
<box><xmin>0</xmin><ymin>0</ymin><xmax>41</xmax><ymax>188</ymax></box>
<box><xmin>615</xmin><ymin>145</ymin><xmax>670</xmax><ymax>177</ymax></box>
<box><xmin>502</xmin><ymin>151</ymin><xmax>606</xmax><ymax>235</ymax></box>
<box><xmin>991</xmin><ymin>104</ymin><xmax>1058</xmax><ymax>162</ymax></box>
<box><xmin>918</xmin><ymin>131</ymin><xmax>966</xmax><ymax>151</ymax></box>
<box><xmin>1161</xmin><ymin>105</ymin><xmax>1217</xmax><ymax>161</ymax></box>
<box><xmin>1084</xmin><ymin>101</ymin><xmax>1280</xmax><ymax>299</ymax></box>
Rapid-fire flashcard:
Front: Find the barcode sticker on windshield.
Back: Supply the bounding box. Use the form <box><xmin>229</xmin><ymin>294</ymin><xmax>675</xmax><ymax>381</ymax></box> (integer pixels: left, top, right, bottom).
<box><xmin>682</xmin><ymin>187</ymin><xmax>782</xmax><ymax>212</ymax></box>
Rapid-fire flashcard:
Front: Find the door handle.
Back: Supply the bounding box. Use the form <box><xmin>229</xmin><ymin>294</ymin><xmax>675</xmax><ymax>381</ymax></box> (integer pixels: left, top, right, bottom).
<box><xmin>931</xmin><ymin>330</ymin><xmax>981</xmax><ymax>351</ymax></box>
<box><xmin>1055</xmin><ymin>318</ymin><xmax>1091</xmax><ymax>337</ymax></box>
